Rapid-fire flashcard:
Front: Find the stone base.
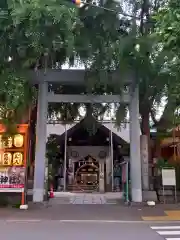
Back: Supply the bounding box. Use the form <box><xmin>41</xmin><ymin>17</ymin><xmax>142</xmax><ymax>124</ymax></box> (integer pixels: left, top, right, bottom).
<box><xmin>131</xmin><ymin>189</ymin><xmax>143</xmax><ymax>202</ymax></box>
<box><xmin>142</xmin><ymin>190</ymin><xmax>157</xmax><ymax>202</ymax></box>
<box><xmin>20</xmin><ymin>204</ymin><xmax>28</xmax><ymax>210</ymax></box>
<box><xmin>33</xmin><ymin>189</ymin><xmax>45</xmax><ymax>202</ymax></box>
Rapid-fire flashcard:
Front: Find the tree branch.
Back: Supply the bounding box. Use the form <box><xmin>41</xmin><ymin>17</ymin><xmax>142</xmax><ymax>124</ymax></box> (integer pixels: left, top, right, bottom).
<box><xmin>150</xmin><ymin>109</ymin><xmax>158</xmax><ymax>125</ymax></box>
<box><xmin>155</xmin><ymin>99</ymin><xmax>177</xmax><ymax>130</ymax></box>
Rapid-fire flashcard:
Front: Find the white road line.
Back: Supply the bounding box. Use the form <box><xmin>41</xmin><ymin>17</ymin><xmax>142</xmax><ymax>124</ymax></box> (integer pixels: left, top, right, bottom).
<box><xmin>151</xmin><ymin>226</ymin><xmax>180</xmax><ymax>230</ymax></box>
<box><xmin>6</xmin><ymin>219</ymin><xmax>42</xmax><ymax>223</ymax></box>
<box><xmin>3</xmin><ymin>220</ymin><xmax>180</xmax><ymax>224</ymax></box>
<box><xmin>157</xmin><ymin>231</ymin><xmax>180</xmax><ymax>235</ymax></box>
<box><xmin>166</xmin><ymin>238</ymin><xmax>180</xmax><ymax>240</ymax></box>
<box><xmin>60</xmin><ymin>220</ymin><xmax>133</xmax><ymax>223</ymax></box>
<box><xmin>3</xmin><ymin>219</ymin><xmax>141</xmax><ymax>223</ymax></box>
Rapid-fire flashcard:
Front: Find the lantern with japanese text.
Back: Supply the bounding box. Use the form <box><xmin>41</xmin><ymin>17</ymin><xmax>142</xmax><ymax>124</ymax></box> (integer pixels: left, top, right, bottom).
<box><xmin>0</xmin><ymin>124</ymin><xmax>28</xmax><ymax>193</ymax></box>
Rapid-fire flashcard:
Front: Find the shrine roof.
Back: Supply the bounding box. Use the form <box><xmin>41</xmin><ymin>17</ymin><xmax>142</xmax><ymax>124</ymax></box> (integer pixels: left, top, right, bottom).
<box><xmin>51</xmin><ymin>117</ymin><xmax>129</xmax><ymax>148</ymax></box>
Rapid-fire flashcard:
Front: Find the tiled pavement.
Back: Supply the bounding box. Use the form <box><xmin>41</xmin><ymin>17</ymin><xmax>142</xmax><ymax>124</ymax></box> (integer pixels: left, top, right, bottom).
<box><xmin>52</xmin><ymin>192</ymin><xmax>123</xmax><ymax>204</ymax></box>
<box><xmin>142</xmin><ymin>210</ymin><xmax>180</xmax><ymax>221</ymax></box>
<box><xmin>69</xmin><ymin>194</ymin><xmax>107</xmax><ymax>204</ymax></box>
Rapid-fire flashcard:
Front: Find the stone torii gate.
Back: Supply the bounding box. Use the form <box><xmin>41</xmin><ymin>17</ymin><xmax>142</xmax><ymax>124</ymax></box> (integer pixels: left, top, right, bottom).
<box><xmin>31</xmin><ymin>69</ymin><xmax>142</xmax><ymax>203</ymax></box>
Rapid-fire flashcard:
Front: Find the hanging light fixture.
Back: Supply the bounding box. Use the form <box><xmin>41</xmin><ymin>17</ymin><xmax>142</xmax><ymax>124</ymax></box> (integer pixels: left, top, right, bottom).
<box><xmin>2</xmin><ymin>152</ymin><xmax>12</xmax><ymax>165</ymax></box>
<box><xmin>13</xmin><ymin>152</ymin><xmax>23</xmax><ymax>166</ymax></box>
<box><xmin>14</xmin><ymin>134</ymin><xmax>24</xmax><ymax>148</ymax></box>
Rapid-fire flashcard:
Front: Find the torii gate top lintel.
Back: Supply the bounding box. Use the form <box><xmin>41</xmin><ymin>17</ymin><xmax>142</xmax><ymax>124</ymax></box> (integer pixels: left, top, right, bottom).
<box><xmin>30</xmin><ymin>69</ymin><xmax>132</xmax><ymax>85</ymax></box>
<box><xmin>31</xmin><ymin>69</ymin><xmax>132</xmax><ymax>103</ymax></box>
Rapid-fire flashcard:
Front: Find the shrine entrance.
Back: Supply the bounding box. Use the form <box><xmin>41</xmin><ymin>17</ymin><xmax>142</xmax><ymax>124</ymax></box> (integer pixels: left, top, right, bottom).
<box><xmin>74</xmin><ymin>155</ymin><xmax>99</xmax><ymax>192</ymax></box>
<box><xmin>32</xmin><ymin>70</ymin><xmax>143</xmax><ymax>203</ymax></box>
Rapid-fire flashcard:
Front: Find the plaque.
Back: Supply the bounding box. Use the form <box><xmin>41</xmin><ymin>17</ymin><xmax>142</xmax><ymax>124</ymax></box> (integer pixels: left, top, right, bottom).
<box><xmin>98</xmin><ymin>151</ymin><xmax>107</xmax><ymax>159</ymax></box>
<box><xmin>71</xmin><ymin>151</ymin><xmax>79</xmax><ymax>158</ymax></box>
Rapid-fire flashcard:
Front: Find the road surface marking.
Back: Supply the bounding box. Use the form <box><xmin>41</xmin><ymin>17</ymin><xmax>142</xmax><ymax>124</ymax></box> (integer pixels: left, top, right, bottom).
<box><xmin>151</xmin><ymin>226</ymin><xmax>180</xmax><ymax>230</ymax></box>
<box><xmin>143</xmin><ymin>210</ymin><xmax>180</xmax><ymax>221</ymax></box>
<box><xmin>150</xmin><ymin>225</ymin><xmax>180</xmax><ymax>239</ymax></box>
<box><xmin>59</xmin><ymin>220</ymin><xmax>142</xmax><ymax>223</ymax></box>
<box><xmin>3</xmin><ymin>219</ymin><xmax>180</xmax><ymax>224</ymax></box>
<box><xmin>166</xmin><ymin>239</ymin><xmax>180</xmax><ymax>240</ymax></box>
<box><xmin>157</xmin><ymin>231</ymin><xmax>180</xmax><ymax>235</ymax></box>
<box><xmin>6</xmin><ymin>219</ymin><xmax>42</xmax><ymax>223</ymax></box>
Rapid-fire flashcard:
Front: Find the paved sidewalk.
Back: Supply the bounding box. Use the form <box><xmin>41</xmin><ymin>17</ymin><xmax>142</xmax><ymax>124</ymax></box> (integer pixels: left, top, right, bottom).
<box><xmin>0</xmin><ymin>203</ymin><xmax>178</xmax><ymax>221</ymax></box>
<box><xmin>1</xmin><ymin>192</ymin><xmax>180</xmax><ymax>221</ymax></box>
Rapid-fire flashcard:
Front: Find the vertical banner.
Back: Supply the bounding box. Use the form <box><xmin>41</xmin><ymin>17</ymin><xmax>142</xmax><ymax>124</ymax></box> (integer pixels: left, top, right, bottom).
<box><xmin>0</xmin><ymin>124</ymin><xmax>28</xmax><ymax>202</ymax></box>
<box><xmin>140</xmin><ymin>135</ymin><xmax>149</xmax><ymax>190</ymax></box>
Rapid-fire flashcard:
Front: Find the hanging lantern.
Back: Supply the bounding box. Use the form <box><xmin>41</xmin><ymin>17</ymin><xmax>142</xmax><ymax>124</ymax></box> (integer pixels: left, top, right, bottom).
<box><xmin>0</xmin><ymin>135</ymin><xmax>2</xmax><ymax>149</ymax></box>
<box><xmin>13</xmin><ymin>134</ymin><xmax>24</xmax><ymax>148</ymax></box>
<box><xmin>7</xmin><ymin>137</ymin><xmax>13</xmax><ymax>148</ymax></box>
<box><xmin>13</xmin><ymin>152</ymin><xmax>23</xmax><ymax>166</ymax></box>
<box><xmin>2</xmin><ymin>152</ymin><xmax>12</xmax><ymax>166</ymax></box>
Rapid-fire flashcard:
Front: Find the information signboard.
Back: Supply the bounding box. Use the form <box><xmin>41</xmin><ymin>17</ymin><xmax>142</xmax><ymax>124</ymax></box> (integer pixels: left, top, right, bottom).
<box><xmin>161</xmin><ymin>168</ymin><xmax>177</xmax><ymax>203</ymax></box>
<box><xmin>162</xmin><ymin>168</ymin><xmax>176</xmax><ymax>186</ymax></box>
<box><xmin>0</xmin><ymin>167</ymin><xmax>25</xmax><ymax>192</ymax></box>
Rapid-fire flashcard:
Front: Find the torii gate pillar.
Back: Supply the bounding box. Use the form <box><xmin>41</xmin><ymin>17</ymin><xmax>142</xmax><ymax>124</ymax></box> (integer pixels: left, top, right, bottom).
<box><xmin>33</xmin><ymin>82</ymin><xmax>48</xmax><ymax>202</ymax></box>
<box><xmin>129</xmin><ymin>84</ymin><xmax>142</xmax><ymax>202</ymax></box>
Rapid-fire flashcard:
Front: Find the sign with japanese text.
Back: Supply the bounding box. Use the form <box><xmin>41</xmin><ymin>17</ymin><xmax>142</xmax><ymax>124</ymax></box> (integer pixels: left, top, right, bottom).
<box><xmin>0</xmin><ymin>124</ymin><xmax>28</xmax><ymax>192</ymax></box>
<box><xmin>0</xmin><ymin>167</ymin><xmax>25</xmax><ymax>190</ymax></box>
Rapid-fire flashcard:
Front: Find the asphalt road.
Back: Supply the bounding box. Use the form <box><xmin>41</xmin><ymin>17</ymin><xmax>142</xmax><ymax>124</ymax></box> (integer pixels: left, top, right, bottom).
<box><xmin>0</xmin><ymin>220</ymin><xmax>176</xmax><ymax>240</ymax></box>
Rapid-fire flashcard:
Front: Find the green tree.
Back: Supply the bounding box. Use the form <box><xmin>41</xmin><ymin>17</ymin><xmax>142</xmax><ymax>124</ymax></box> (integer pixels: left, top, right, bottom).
<box><xmin>0</xmin><ymin>0</ymin><xmax>130</xmax><ymax>132</ymax></box>
<box><xmin>47</xmin><ymin>0</ymin><xmax>131</xmax><ymax>132</ymax></box>
<box><xmin>106</xmin><ymin>0</ymin><xmax>174</xmax><ymax>159</ymax></box>
<box><xmin>0</xmin><ymin>0</ymin><xmax>79</xmax><ymax>129</ymax></box>
<box><xmin>153</xmin><ymin>0</ymin><xmax>180</xmax><ymax>132</ymax></box>
<box><xmin>1</xmin><ymin>0</ymin><xmax>179</xmax><ymax>153</ymax></box>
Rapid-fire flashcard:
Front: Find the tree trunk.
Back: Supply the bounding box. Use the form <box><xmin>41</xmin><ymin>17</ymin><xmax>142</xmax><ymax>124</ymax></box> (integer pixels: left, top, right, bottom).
<box><xmin>141</xmin><ymin>111</ymin><xmax>152</xmax><ymax>162</ymax></box>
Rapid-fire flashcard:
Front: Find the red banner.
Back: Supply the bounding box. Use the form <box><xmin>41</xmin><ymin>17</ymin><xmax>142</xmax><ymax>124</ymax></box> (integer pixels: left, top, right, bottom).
<box><xmin>0</xmin><ymin>184</ymin><xmax>24</xmax><ymax>188</ymax></box>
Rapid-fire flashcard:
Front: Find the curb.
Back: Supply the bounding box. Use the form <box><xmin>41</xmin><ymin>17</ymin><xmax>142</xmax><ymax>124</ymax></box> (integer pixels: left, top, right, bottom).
<box><xmin>2</xmin><ymin>219</ymin><xmax>180</xmax><ymax>224</ymax></box>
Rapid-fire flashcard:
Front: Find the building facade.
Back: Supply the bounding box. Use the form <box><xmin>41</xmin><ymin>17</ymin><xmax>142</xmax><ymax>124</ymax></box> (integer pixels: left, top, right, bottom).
<box><xmin>47</xmin><ymin>119</ymin><xmax>130</xmax><ymax>193</ymax></box>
